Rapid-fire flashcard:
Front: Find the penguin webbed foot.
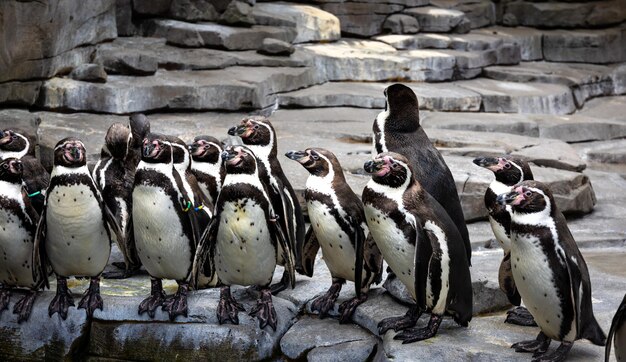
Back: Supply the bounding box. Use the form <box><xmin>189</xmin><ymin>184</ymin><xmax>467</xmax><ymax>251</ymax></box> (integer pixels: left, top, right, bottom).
<box><xmin>217</xmin><ymin>286</ymin><xmax>245</xmax><ymax>325</ymax></box>
<box><xmin>512</xmin><ymin>332</ymin><xmax>551</xmax><ymax>354</ymax></box>
<box><xmin>311</xmin><ymin>280</ymin><xmax>342</xmax><ymax>319</ymax></box>
<box><xmin>249</xmin><ymin>288</ymin><xmax>277</xmax><ymax>331</ymax></box>
<box><xmin>0</xmin><ymin>287</ymin><xmax>10</xmax><ymax>314</ymax></box>
<box><xmin>78</xmin><ymin>278</ymin><xmax>103</xmax><ymax>318</ymax></box>
<box><xmin>13</xmin><ymin>291</ymin><xmax>37</xmax><ymax>323</ymax></box>
<box><xmin>162</xmin><ymin>283</ymin><xmax>189</xmax><ymax>321</ymax></box>
<box><xmin>48</xmin><ymin>278</ymin><xmax>75</xmax><ymax>320</ymax></box>
<box><xmin>530</xmin><ymin>341</ymin><xmax>572</xmax><ymax>362</ymax></box>
<box><xmin>138</xmin><ymin>279</ymin><xmax>166</xmax><ymax>318</ymax></box>
<box><xmin>338</xmin><ymin>293</ymin><xmax>368</xmax><ymax>324</ymax></box>
<box><xmin>393</xmin><ymin>314</ymin><xmax>443</xmax><ymax>344</ymax></box>
<box><xmin>269</xmin><ymin>271</ymin><xmax>290</xmax><ymax>295</ymax></box>
<box><xmin>505</xmin><ymin>306</ymin><xmax>537</xmax><ymax>326</ymax></box>
<box><xmin>378</xmin><ymin>306</ymin><xmax>420</xmax><ymax>335</ymax></box>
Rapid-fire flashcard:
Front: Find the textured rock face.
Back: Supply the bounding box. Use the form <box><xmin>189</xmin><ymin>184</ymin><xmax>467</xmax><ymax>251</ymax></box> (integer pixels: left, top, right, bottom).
<box><xmin>253</xmin><ymin>3</ymin><xmax>341</xmax><ymax>43</ymax></box>
<box><xmin>69</xmin><ymin>64</ymin><xmax>108</xmax><ymax>83</ymax></box>
<box><xmin>503</xmin><ymin>1</ymin><xmax>626</xmax><ymax>29</ymax></box>
<box><xmin>382</xmin><ymin>14</ymin><xmax>420</xmax><ymax>35</ymax></box>
<box><xmin>0</xmin><ymin>0</ymin><xmax>116</xmax><ymax>82</ymax></box>
<box><xmin>258</xmin><ymin>38</ymin><xmax>295</xmax><ymax>56</ymax></box>
<box><xmin>542</xmin><ymin>26</ymin><xmax>626</xmax><ymax>64</ymax></box>
<box><xmin>319</xmin><ymin>2</ymin><xmax>404</xmax><ymax>37</ymax></box>
<box><xmin>404</xmin><ymin>6</ymin><xmax>471</xmax><ymax>33</ymax></box>
<box><xmin>169</xmin><ymin>0</ymin><xmax>219</xmax><ymax>22</ymax></box>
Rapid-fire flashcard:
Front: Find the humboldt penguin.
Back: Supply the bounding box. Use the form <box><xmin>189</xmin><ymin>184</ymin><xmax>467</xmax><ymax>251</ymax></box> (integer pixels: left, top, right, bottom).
<box><xmin>129</xmin><ymin>113</ymin><xmax>151</xmax><ymax>166</ymax></box>
<box><xmin>0</xmin><ymin>158</ymin><xmax>42</xmax><ymax>322</ymax></box>
<box><xmin>362</xmin><ymin>152</ymin><xmax>472</xmax><ymax>343</ymax></box>
<box><xmin>93</xmin><ymin>123</ymin><xmax>141</xmax><ymax>279</ymax></box>
<box><xmin>34</xmin><ymin>138</ymin><xmax>121</xmax><ymax>319</ymax></box>
<box><xmin>228</xmin><ymin>116</ymin><xmax>303</xmax><ymax>293</ymax></box>
<box><xmin>285</xmin><ymin>148</ymin><xmax>383</xmax><ymax>322</ymax></box>
<box><xmin>473</xmin><ymin>156</ymin><xmax>536</xmax><ymax>326</ymax></box>
<box><xmin>372</xmin><ymin>84</ymin><xmax>471</xmax><ymax>265</ymax></box>
<box><xmin>0</xmin><ymin>128</ymin><xmax>49</xmax><ymax>213</ymax></box>
<box><xmin>192</xmin><ymin>145</ymin><xmax>294</xmax><ymax>331</ymax></box>
<box><xmin>189</xmin><ymin>135</ymin><xmax>225</xmax><ymax>206</ymax></box>
<box><xmin>499</xmin><ymin>181</ymin><xmax>606</xmax><ymax>361</ymax></box>
<box><xmin>606</xmin><ymin>294</ymin><xmax>626</xmax><ymax>362</ymax></box>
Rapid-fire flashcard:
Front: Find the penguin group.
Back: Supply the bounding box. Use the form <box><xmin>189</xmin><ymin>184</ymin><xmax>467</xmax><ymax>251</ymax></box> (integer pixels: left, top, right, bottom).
<box><xmin>0</xmin><ymin>83</ymin><xmax>614</xmax><ymax>361</ymax></box>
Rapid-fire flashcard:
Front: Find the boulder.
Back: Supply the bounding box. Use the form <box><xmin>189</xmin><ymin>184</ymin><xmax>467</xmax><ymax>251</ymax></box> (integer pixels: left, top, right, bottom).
<box><xmin>319</xmin><ymin>2</ymin><xmax>404</xmax><ymax>37</ymax></box>
<box><xmin>219</xmin><ymin>0</ymin><xmax>256</xmax><ymax>26</ymax></box>
<box><xmin>0</xmin><ymin>0</ymin><xmax>116</xmax><ymax>82</ymax></box>
<box><xmin>69</xmin><ymin>64</ymin><xmax>108</xmax><ymax>83</ymax></box>
<box><xmin>382</xmin><ymin>14</ymin><xmax>420</xmax><ymax>35</ymax></box>
<box><xmin>169</xmin><ymin>0</ymin><xmax>219</xmax><ymax>22</ymax></box>
<box><xmin>0</xmin><ymin>81</ymin><xmax>43</xmax><ymax>107</ymax></box>
<box><xmin>430</xmin><ymin>0</ymin><xmax>496</xmax><ymax>29</ymax></box>
<box><xmin>542</xmin><ymin>26</ymin><xmax>626</xmax><ymax>64</ymax></box>
<box><xmin>403</xmin><ymin>6</ymin><xmax>471</xmax><ymax>33</ymax></box>
<box><xmin>258</xmin><ymin>38</ymin><xmax>295</xmax><ymax>56</ymax></box>
<box><xmin>503</xmin><ymin>1</ymin><xmax>626</xmax><ymax>29</ymax></box>
<box><xmin>474</xmin><ymin>26</ymin><xmax>543</xmax><ymax>61</ymax></box>
<box><xmin>253</xmin><ymin>3</ymin><xmax>341</xmax><ymax>43</ymax></box>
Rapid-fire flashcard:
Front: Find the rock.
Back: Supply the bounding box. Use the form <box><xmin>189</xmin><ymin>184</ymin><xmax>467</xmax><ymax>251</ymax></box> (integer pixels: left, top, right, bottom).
<box><xmin>169</xmin><ymin>0</ymin><xmax>219</xmax><ymax>22</ymax></box>
<box><xmin>36</xmin><ymin>66</ymin><xmax>323</xmax><ymax>114</ymax></box>
<box><xmin>279</xmin><ymin>317</ymin><xmax>377</xmax><ymax>360</ymax></box>
<box><xmin>69</xmin><ymin>64</ymin><xmax>108</xmax><ymax>83</ymax></box>
<box><xmin>610</xmin><ymin>63</ymin><xmax>626</xmax><ymax>95</ymax></box>
<box><xmin>543</xmin><ymin>26</ymin><xmax>626</xmax><ymax>64</ymax></box>
<box><xmin>382</xmin><ymin>14</ymin><xmax>420</xmax><ymax>35</ymax></box>
<box><xmin>576</xmin><ymin>140</ymin><xmax>626</xmax><ymax>165</ymax></box>
<box><xmin>133</xmin><ymin>0</ymin><xmax>171</xmax><ymax>15</ymax></box>
<box><xmin>0</xmin><ymin>81</ymin><xmax>43</xmax><ymax>107</ymax></box>
<box><xmin>307</xmin><ymin>339</ymin><xmax>378</xmax><ymax>362</ymax></box>
<box><xmin>140</xmin><ymin>19</ymin><xmax>296</xmax><ymax>50</ymax></box>
<box><xmin>403</xmin><ymin>6</ymin><xmax>471</xmax><ymax>33</ymax></box>
<box><xmin>258</xmin><ymin>38</ymin><xmax>295</xmax><ymax>56</ymax></box>
<box><xmin>474</xmin><ymin>26</ymin><xmax>543</xmax><ymax>61</ymax></box>
<box><xmin>430</xmin><ymin>0</ymin><xmax>496</xmax><ymax>29</ymax></box>
<box><xmin>219</xmin><ymin>0</ymin><xmax>256</xmax><ymax>26</ymax></box>
<box><xmin>253</xmin><ymin>3</ymin><xmax>341</xmax><ymax>43</ymax></box>
<box><xmin>319</xmin><ymin>2</ymin><xmax>404</xmax><ymax>37</ymax></box>
<box><xmin>0</xmin><ymin>0</ymin><xmax>116</xmax><ymax>82</ymax></box>
<box><xmin>578</xmin><ymin>95</ymin><xmax>626</xmax><ymax>122</ymax></box>
<box><xmin>455</xmin><ymin>78</ymin><xmax>576</xmax><ymax>115</ymax></box>
<box><xmin>375</xmin><ymin>32</ymin><xmax>504</xmax><ymax>51</ymax></box>
<box><xmin>503</xmin><ymin>1</ymin><xmax>626</xmax><ymax>29</ymax></box>
<box><xmin>115</xmin><ymin>0</ymin><xmax>135</xmax><ymax>36</ymax></box>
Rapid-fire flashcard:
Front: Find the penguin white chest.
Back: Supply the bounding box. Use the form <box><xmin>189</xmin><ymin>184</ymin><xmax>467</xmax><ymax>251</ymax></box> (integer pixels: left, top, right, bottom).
<box><xmin>132</xmin><ymin>185</ymin><xmax>192</xmax><ymax>281</ymax></box>
<box><xmin>511</xmin><ymin>233</ymin><xmax>575</xmax><ymax>341</ymax></box>
<box><xmin>488</xmin><ymin>215</ymin><xmax>511</xmax><ymax>252</ymax></box>
<box><xmin>45</xmin><ymin>184</ymin><xmax>111</xmax><ymax>277</ymax></box>
<box><xmin>0</xmin><ymin>206</ymin><xmax>35</xmax><ymax>287</ymax></box>
<box><xmin>308</xmin><ymin>200</ymin><xmax>358</xmax><ymax>282</ymax></box>
<box><xmin>364</xmin><ymin>204</ymin><xmax>415</xmax><ymax>299</ymax></box>
<box><xmin>215</xmin><ymin>199</ymin><xmax>276</xmax><ymax>287</ymax></box>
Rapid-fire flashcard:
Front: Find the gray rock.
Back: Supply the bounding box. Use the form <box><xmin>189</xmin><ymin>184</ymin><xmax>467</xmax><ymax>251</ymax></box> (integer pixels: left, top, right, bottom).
<box><xmin>69</xmin><ymin>64</ymin><xmax>108</xmax><ymax>83</ymax></box>
<box><xmin>115</xmin><ymin>0</ymin><xmax>135</xmax><ymax>36</ymax></box>
<box><xmin>455</xmin><ymin>78</ymin><xmax>576</xmax><ymax>115</ymax></box>
<box><xmin>474</xmin><ymin>26</ymin><xmax>543</xmax><ymax>61</ymax></box>
<box><xmin>133</xmin><ymin>0</ymin><xmax>171</xmax><ymax>15</ymax></box>
<box><xmin>219</xmin><ymin>0</ymin><xmax>256</xmax><ymax>26</ymax></box>
<box><xmin>169</xmin><ymin>0</ymin><xmax>219</xmax><ymax>22</ymax></box>
<box><xmin>320</xmin><ymin>2</ymin><xmax>404</xmax><ymax>37</ymax></box>
<box><xmin>375</xmin><ymin>32</ymin><xmax>504</xmax><ymax>51</ymax></box>
<box><xmin>431</xmin><ymin>0</ymin><xmax>496</xmax><ymax>29</ymax></box>
<box><xmin>140</xmin><ymin>19</ymin><xmax>296</xmax><ymax>50</ymax></box>
<box><xmin>0</xmin><ymin>81</ymin><xmax>42</xmax><ymax>107</ymax></box>
<box><xmin>0</xmin><ymin>109</ymin><xmax>40</xmax><ymax>137</ymax></box>
<box><xmin>307</xmin><ymin>339</ymin><xmax>377</xmax><ymax>362</ymax></box>
<box><xmin>543</xmin><ymin>26</ymin><xmax>626</xmax><ymax>64</ymax></box>
<box><xmin>610</xmin><ymin>63</ymin><xmax>626</xmax><ymax>95</ymax></box>
<box><xmin>576</xmin><ymin>140</ymin><xmax>626</xmax><ymax>165</ymax></box>
<box><xmin>258</xmin><ymin>38</ymin><xmax>295</xmax><ymax>56</ymax></box>
<box><xmin>503</xmin><ymin>1</ymin><xmax>626</xmax><ymax>29</ymax></box>
<box><xmin>382</xmin><ymin>14</ymin><xmax>420</xmax><ymax>35</ymax></box>
<box><xmin>253</xmin><ymin>3</ymin><xmax>341</xmax><ymax>43</ymax></box>
<box><xmin>0</xmin><ymin>0</ymin><xmax>116</xmax><ymax>82</ymax></box>
<box><xmin>578</xmin><ymin>95</ymin><xmax>626</xmax><ymax>122</ymax></box>
<box><xmin>279</xmin><ymin>317</ymin><xmax>376</xmax><ymax>360</ymax></box>
<box><xmin>403</xmin><ymin>6</ymin><xmax>471</xmax><ymax>33</ymax></box>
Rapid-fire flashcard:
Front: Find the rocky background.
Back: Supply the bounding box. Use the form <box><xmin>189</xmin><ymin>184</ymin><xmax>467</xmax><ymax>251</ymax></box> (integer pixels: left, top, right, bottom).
<box><xmin>1</xmin><ymin>0</ymin><xmax>626</xmax><ymax>360</ymax></box>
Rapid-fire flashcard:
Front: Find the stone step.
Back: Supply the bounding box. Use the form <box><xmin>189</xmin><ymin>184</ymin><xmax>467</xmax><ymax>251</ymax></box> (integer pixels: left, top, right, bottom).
<box><xmin>473</xmin><ymin>26</ymin><xmax>543</xmax><ymax>61</ymax></box>
<box><xmin>403</xmin><ymin>6</ymin><xmax>471</xmax><ymax>33</ymax></box>
<box><xmin>574</xmin><ymin>140</ymin><xmax>626</xmax><ymax>165</ymax></box>
<box><xmin>542</xmin><ymin>25</ymin><xmax>626</xmax><ymax>64</ymax></box>
<box><xmin>429</xmin><ymin>0</ymin><xmax>496</xmax><ymax>29</ymax></box>
<box><xmin>502</xmin><ymin>0</ymin><xmax>626</xmax><ymax>29</ymax></box>
<box><xmin>317</xmin><ymin>2</ymin><xmax>414</xmax><ymax>38</ymax></box>
<box><xmin>578</xmin><ymin>95</ymin><xmax>626</xmax><ymax>122</ymax></box>
<box><xmin>374</xmin><ymin>31</ymin><xmax>504</xmax><ymax>51</ymax></box>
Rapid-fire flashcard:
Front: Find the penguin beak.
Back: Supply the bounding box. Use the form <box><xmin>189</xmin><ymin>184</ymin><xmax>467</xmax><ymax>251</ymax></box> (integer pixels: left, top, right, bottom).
<box><xmin>285</xmin><ymin>150</ymin><xmax>307</xmax><ymax>162</ymax></box>
<box><xmin>364</xmin><ymin>159</ymin><xmax>385</xmax><ymax>174</ymax></box>
<box><xmin>472</xmin><ymin>157</ymin><xmax>500</xmax><ymax>171</ymax></box>
<box><xmin>9</xmin><ymin>159</ymin><xmax>22</xmax><ymax>174</ymax></box>
<box><xmin>227</xmin><ymin>126</ymin><xmax>238</xmax><ymax>136</ymax></box>
<box><xmin>0</xmin><ymin>130</ymin><xmax>10</xmax><ymax>145</ymax></box>
<box><xmin>497</xmin><ymin>190</ymin><xmax>522</xmax><ymax>206</ymax></box>
<box><xmin>70</xmin><ymin>146</ymin><xmax>81</xmax><ymax>160</ymax></box>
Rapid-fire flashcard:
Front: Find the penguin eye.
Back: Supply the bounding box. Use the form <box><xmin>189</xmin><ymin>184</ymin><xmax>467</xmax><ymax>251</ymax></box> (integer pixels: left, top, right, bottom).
<box><xmin>524</xmin><ymin>191</ymin><xmax>532</xmax><ymax>197</ymax></box>
<box><xmin>504</xmin><ymin>163</ymin><xmax>511</xmax><ymax>169</ymax></box>
<box><xmin>391</xmin><ymin>162</ymin><xmax>400</xmax><ymax>170</ymax></box>
<box><xmin>253</xmin><ymin>124</ymin><xmax>260</xmax><ymax>130</ymax></box>
<box><xmin>11</xmin><ymin>135</ymin><xmax>17</xmax><ymax>140</ymax></box>
<box><xmin>311</xmin><ymin>154</ymin><xmax>319</xmax><ymax>161</ymax></box>
<box><xmin>2</xmin><ymin>164</ymin><xmax>7</xmax><ymax>169</ymax></box>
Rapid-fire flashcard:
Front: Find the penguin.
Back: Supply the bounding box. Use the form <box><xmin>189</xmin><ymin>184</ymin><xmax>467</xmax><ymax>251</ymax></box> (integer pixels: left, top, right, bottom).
<box><xmin>33</xmin><ymin>138</ymin><xmax>121</xmax><ymax>319</ymax></box>
<box><xmin>473</xmin><ymin>156</ymin><xmax>536</xmax><ymax>327</ymax></box>
<box><xmin>189</xmin><ymin>135</ymin><xmax>225</xmax><ymax>206</ymax></box>
<box><xmin>0</xmin><ymin>158</ymin><xmax>42</xmax><ymax>322</ymax></box>
<box><xmin>606</xmin><ymin>294</ymin><xmax>626</xmax><ymax>362</ymax></box>
<box><xmin>228</xmin><ymin>116</ymin><xmax>304</xmax><ymax>293</ymax></box>
<box><xmin>0</xmin><ymin>128</ymin><xmax>50</xmax><ymax>214</ymax></box>
<box><xmin>372</xmin><ymin>84</ymin><xmax>471</xmax><ymax>266</ymax></box>
<box><xmin>93</xmin><ymin>123</ymin><xmax>142</xmax><ymax>279</ymax></box>
<box><xmin>192</xmin><ymin>145</ymin><xmax>294</xmax><ymax>331</ymax></box>
<box><xmin>285</xmin><ymin>148</ymin><xmax>383</xmax><ymax>323</ymax></box>
<box><xmin>133</xmin><ymin>133</ymin><xmax>204</xmax><ymax>320</ymax></box>
<box><xmin>129</xmin><ymin>113</ymin><xmax>151</xmax><ymax>165</ymax></box>
<box><xmin>362</xmin><ymin>152</ymin><xmax>472</xmax><ymax>343</ymax></box>
<box><xmin>498</xmin><ymin>181</ymin><xmax>606</xmax><ymax>361</ymax></box>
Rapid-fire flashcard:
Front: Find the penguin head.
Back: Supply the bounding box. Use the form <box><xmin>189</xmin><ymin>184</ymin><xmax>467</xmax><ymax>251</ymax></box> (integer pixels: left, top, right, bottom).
<box><xmin>129</xmin><ymin>113</ymin><xmax>150</xmax><ymax>149</ymax></box>
<box><xmin>285</xmin><ymin>148</ymin><xmax>338</xmax><ymax>178</ymax></box>
<box><xmin>141</xmin><ymin>133</ymin><xmax>172</xmax><ymax>164</ymax></box>
<box><xmin>497</xmin><ymin>180</ymin><xmax>555</xmax><ymax>215</ymax></box>
<box><xmin>166</xmin><ymin>136</ymin><xmax>190</xmax><ymax>169</ymax></box>
<box><xmin>104</xmin><ymin>123</ymin><xmax>132</xmax><ymax>160</ymax></box>
<box><xmin>190</xmin><ymin>136</ymin><xmax>223</xmax><ymax>164</ymax></box>
<box><xmin>473</xmin><ymin>156</ymin><xmax>533</xmax><ymax>186</ymax></box>
<box><xmin>221</xmin><ymin>145</ymin><xmax>257</xmax><ymax>174</ymax></box>
<box><xmin>0</xmin><ymin>128</ymin><xmax>35</xmax><ymax>158</ymax></box>
<box><xmin>54</xmin><ymin>137</ymin><xmax>87</xmax><ymax>167</ymax></box>
<box><xmin>228</xmin><ymin>117</ymin><xmax>274</xmax><ymax>147</ymax></box>
<box><xmin>364</xmin><ymin>152</ymin><xmax>413</xmax><ymax>189</ymax></box>
<box><xmin>0</xmin><ymin>158</ymin><xmax>23</xmax><ymax>184</ymax></box>
<box><xmin>381</xmin><ymin>84</ymin><xmax>420</xmax><ymax>132</ymax></box>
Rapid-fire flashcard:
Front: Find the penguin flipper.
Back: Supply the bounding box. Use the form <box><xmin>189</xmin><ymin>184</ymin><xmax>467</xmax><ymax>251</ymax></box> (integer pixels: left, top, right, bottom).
<box><xmin>413</xmin><ymin>220</ymin><xmax>429</xmax><ymax>312</ymax></box>
<box><xmin>33</xmin><ymin>201</ymin><xmax>50</xmax><ymax>290</ymax></box>
<box><xmin>270</xmin><ymin>212</ymin><xmax>296</xmax><ymax>289</ymax></box>
<box><xmin>364</xmin><ymin>234</ymin><xmax>384</xmax><ymax>286</ymax></box>
<box><xmin>498</xmin><ymin>251</ymin><xmax>521</xmax><ymax>306</ymax></box>
<box><xmin>606</xmin><ymin>294</ymin><xmax>626</xmax><ymax>362</ymax></box>
<box><xmin>300</xmin><ymin>227</ymin><xmax>319</xmax><ymax>278</ymax></box>
<box><xmin>190</xmin><ymin>217</ymin><xmax>217</xmax><ymax>289</ymax></box>
<box><xmin>353</xmin><ymin>218</ymin><xmax>365</xmax><ymax>297</ymax></box>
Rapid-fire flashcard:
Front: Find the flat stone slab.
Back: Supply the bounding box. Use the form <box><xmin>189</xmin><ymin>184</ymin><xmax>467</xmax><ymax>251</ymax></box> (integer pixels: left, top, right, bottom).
<box><xmin>374</xmin><ymin>32</ymin><xmax>504</xmax><ymax>51</ymax></box>
<box><xmin>403</xmin><ymin>6</ymin><xmax>470</xmax><ymax>33</ymax></box>
<box><xmin>454</xmin><ymin>78</ymin><xmax>576</xmax><ymax>115</ymax></box>
<box><xmin>578</xmin><ymin>95</ymin><xmax>626</xmax><ymax>123</ymax></box>
<box><xmin>502</xmin><ymin>0</ymin><xmax>626</xmax><ymax>29</ymax></box>
<box><xmin>474</xmin><ymin>26</ymin><xmax>543</xmax><ymax>61</ymax></box>
<box><xmin>542</xmin><ymin>26</ymin><xmax>626</xmax><ymax>64</ymax></box>
<box><xmin>575</xmin><ymin>139</ymin><xmax>626</xmax><ymax>165</ymax></box>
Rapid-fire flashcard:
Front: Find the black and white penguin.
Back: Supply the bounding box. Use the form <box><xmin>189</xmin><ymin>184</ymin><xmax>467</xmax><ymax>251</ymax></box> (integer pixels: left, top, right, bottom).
<box><xmin>0</xmin><ymin>128</ymin><xmax>50</xmax><ymax>214</ymax></box>
<box><xmin>0</xmin><ymin>158</ymin><xmax>42</xmax><ymax>322</ymax></box>
<box><xmin>607</xmin><ymin>294</ymin><xmax>626</xmax><ymax>362</ymax></box>
<box><xmin>189</xmin><ymin>135</ymin><xmax>225</xmax><ymax>206</ymax></box>
<box><xmin>129</xmin><ymin>113</ymin><xmax>151</xmax><ymax>166</ymax></box>
<box><xmin>285</xmin><ymin>148</ymin><xmax>383</xmax><ymax>323</ymax></box>
<box><xmin>34</xmin><ymin>138</ymin><xmax>121</xmax><ymax>319</ymax></box>
<box><xmin>133</xmin><ymin>133</ymin><xmax>204</xmax><ymax>320</ymax></box>
<box><xmin>372</xmin><ymin>84</ymin><xmax>471</xmax><ymax>265</ymax></box>
<box><xmin>228</xmin><ymin>116</ymin><xmax>304</xmax><ymax>293</ymax></box>
<box><xmin>362</xmin><ymin>152</ymin><xmax>472</xmax><ymax>343</ymax></box>
<box><xmin>192</xmin><ymin>145</ymin><xmax>295</xmax><ymax>331</ymax></box>
<box><xmin>473</xmin><ymin>156</ymin><xmax>536</xmax><ymax>326</ymax></box>
<box><xmin>93</xmin><ymin>123</ymin><xmax>141</xmax><ymax>279</ymax></box>
<box><xmin>499</xmin><ymin>181</ymin><xmax>606</xmax><ymax>361</ymax></box>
